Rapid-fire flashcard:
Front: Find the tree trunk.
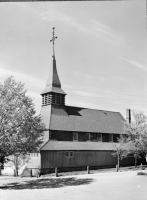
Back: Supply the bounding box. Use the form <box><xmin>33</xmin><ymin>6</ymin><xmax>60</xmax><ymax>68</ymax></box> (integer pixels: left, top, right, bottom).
<box><xmin>135</xmin><ymin>155</ymin><xmax>137</xmax><ymax>168</ymax></box>
<box><xmin>117</xmin><ymin>156</ymin><xmax>120</xmax><ymax>170</ymax></box>
<box><xmin>14</xmin><ymin>155</ymin><xmax>18</xmax><ymax>176</ymax></box>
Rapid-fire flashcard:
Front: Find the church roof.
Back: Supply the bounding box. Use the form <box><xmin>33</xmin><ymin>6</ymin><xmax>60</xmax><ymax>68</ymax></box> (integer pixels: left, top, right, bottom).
<box><xmin>41</xmin><ymin>57</ymin><xmax>66</xmax><ymax>95</ymax></box>
<box><xmin>41</xmin><ymin>141</ymin><xmax>120</xmax><ymax>151</ymax></box>
<box><xmin>44</xmin><ymin>105</ymin><xmax>125</xmax><ymax>134</ymax></box>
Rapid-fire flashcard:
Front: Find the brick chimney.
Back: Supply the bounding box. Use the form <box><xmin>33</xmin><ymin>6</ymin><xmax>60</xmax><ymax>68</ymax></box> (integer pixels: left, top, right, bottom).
<box><xmin>126</xmin><ymin>109</ymin><xmax>131</xmax><ymax>123</ymax></box>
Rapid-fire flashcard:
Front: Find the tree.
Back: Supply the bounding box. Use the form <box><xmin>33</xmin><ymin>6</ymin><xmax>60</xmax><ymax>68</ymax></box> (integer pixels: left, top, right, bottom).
<box><xmin>123</xmin><ymin>110</ymin><xmax>147</xmax><ymax>167</ymax></box>
<box><xmin>0</xmin><ymin>77</ymin><xmax>45</xmax><ymax>174</ymax></box>
<box><xmin>134</xmin><ymin>111</ymin><xmax>147</xmax><ymax>155</ymax></box>
<box><xmin>112</xmin><ymin>135</ymin><xmax>129</xmax><ymax>170</ymax></box>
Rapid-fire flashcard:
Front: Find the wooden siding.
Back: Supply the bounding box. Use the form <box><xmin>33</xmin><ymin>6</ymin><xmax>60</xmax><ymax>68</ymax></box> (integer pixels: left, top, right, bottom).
<box><xmin>41</xmin><ymin>150</ymin><xmax>134</xmax><ymax>169</ymax></box>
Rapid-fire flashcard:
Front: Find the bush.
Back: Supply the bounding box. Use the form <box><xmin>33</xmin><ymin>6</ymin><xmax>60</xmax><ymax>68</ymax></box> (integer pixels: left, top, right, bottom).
<box><xmin>137</xmin><ymin>171</ymin><xmax>147</xmax><ymax>175</ymax></box>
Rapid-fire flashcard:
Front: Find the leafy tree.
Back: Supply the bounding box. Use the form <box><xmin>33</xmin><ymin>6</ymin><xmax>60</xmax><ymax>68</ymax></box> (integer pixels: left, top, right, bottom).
<box><xmin>123</xmin><ymin>110</ymin><xmax>147</xmax><ymax>167</ymax></box>
<box><xmin>133</xmin><ymin>111</ymin><xmax>147</xmax><ymax>155</ymax></box>
<box><xmin>0</xmin><ymin>77</ymin><xmax>45</xmax><ymax>175</ymax></box>
<box><xmin>112</xmin><ymin>135</ymin><xmax>129</xmax><ymax>170</ymax></box>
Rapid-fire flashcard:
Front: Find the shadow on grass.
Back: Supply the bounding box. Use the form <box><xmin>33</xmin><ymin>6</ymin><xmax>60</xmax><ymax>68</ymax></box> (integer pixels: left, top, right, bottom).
<box><xmin>0</xmin><ymin>177</ymin><xmax>94</xmax><ymax>190</ymax></box>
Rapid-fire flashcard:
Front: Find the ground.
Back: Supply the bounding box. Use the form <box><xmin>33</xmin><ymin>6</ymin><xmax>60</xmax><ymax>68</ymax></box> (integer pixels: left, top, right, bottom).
<box><xmin>0</xmin><ymin>169</ymin><xmax>147</xmax><ymax>200</ymax></box>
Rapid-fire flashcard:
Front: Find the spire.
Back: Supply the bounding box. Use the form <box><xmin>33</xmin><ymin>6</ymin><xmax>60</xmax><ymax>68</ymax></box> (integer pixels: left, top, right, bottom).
<box><xmin>41</xmin><ymin>56</ymin><xmax>66</xmax><ymax>95</ymax></box>
<box><xmin>41</xmin><ymin>28</ymin><xmax>66</xmax><ymax>106</ymax></box>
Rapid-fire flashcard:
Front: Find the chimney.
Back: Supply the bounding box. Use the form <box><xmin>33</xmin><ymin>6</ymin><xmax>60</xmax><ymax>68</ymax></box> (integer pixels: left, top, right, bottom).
<box><xmin>126</xmin><ymin>109</ymin><xmax>131</xmax><ymax>123</ymax></box>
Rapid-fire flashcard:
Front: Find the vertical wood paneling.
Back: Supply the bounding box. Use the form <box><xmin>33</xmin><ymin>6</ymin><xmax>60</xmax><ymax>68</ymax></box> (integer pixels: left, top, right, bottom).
<box><xmin>41</xmin><ymin>150</ymin><xmax>135</xmax><ymax>169</ymax></box>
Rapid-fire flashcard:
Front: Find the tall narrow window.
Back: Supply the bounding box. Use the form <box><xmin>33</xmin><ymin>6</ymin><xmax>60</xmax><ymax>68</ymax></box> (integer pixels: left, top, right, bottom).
<box><xmin>109</xmin><ymin>134</ymin><xmax>113</xmax><ymax>142</ymax></box>
<box><xmin>86</xmin><ymin>133</ymin><xmax>90</xmax><ymax>141</ymax></box>
<box><xmin>97</xmin><ymin>134</ymin><xmax>102</xmax><ymax>142</ymax></box>
<box><xmin>73</xmin><ymin>132</ymin><xmax>78</xmax><ymax>141</ymax></box>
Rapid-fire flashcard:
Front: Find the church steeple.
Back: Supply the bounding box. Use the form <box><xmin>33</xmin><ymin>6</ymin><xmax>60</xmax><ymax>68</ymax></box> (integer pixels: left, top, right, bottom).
<box><xmin>41</xmin><ymin>28</ymin><xmax>66</xmax><ymax>106</ymax></box>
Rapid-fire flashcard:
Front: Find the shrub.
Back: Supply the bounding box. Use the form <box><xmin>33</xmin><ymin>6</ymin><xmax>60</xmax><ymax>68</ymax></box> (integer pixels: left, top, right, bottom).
<box><xmin>137</xmin><ymin>171</ymin><xmax>147</xmax><ymax>175</ymax></box>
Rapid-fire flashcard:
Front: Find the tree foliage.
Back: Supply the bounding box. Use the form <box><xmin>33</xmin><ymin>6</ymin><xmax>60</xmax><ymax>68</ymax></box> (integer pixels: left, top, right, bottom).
<box><xmin>0</xmin><ymin>76</ymin><xmax>45</xmax><ymax>157</ymax></box>
<box><xmin>112</xmin><ymin>111</ymin><xmax>147</xmax><ymax>168</ymax></box>
<box><xmin>123</xmin><ymin>110</ymin><xmax>147</xmax><ymax>167</ymax></box>
<box><xmin>112</xmin><ymin>135</ymin><xmax>129</xmax><ymax>169</ymax></box>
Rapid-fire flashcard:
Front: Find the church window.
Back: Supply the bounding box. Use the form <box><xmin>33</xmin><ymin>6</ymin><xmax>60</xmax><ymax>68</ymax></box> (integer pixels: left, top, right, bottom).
<box><xmin>109</xmin><ymin>134</ymin><xmax>113</xmax><ymax>142</ymax></box>
<box><xmin>90</xmin><ymin>133</ymin><xmax>98</xmax><ymax>142</ymax></box>
<box><xmin>86</xmin><ymin>133</ymin><xmax>90</xmax><ymax>141</ymax></box>
<box><xmin>70</xmin><ymin>152</ymin><xmax>74</xmax><ymax>157</ymax></box>
<box><xmin>90</xmin><ymin>133</ymin><xmax>102</xmax><ymax>142</ymax></box>
<box><xmin>29</xmin><ymin>153</ymin><xmax>39</xmax><ymax>158</ymax></box>
<box><xmin>66</xmin><ymin>152</ymin><xmax>69</xmax><ymax>157</ymax></box>
<box><xmin>66</xmin><ymin>151</ymin><xmax>74</xmax><ymax>157</ymax></box>
<box><xmin>97</xmin><ymin>134</ymin><xmax>102</xmax><ymax>142</ymax></box>
<box><xmin>73</xmin><ymin>132</ymin><xmax>78</xmax><ymax>141</ymax></box>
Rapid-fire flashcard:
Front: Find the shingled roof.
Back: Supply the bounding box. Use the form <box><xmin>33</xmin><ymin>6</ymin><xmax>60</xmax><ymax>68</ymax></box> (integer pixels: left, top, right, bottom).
<box><xmin>41</xmin><ymin>141</ymin><xmax>120</xmax><ymax>151</ymax></box>
<box><xmin>47</xmin><ymin>105</ymin><xmax>125</xmax><ymax>134</ymax></box>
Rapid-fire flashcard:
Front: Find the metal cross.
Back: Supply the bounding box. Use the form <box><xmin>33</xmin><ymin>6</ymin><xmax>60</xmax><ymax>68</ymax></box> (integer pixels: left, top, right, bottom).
<box><xmin>50</xmin><ymin>27</ymin><xmax>57</xmax><ymax>57</ymax></box>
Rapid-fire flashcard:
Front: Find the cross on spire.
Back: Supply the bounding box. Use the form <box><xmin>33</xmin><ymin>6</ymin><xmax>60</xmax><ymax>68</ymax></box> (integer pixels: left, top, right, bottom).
<box><xmin>50</xmin><ymin>27</ymin><xmax>57</xmax><ymax>58</ymax></box>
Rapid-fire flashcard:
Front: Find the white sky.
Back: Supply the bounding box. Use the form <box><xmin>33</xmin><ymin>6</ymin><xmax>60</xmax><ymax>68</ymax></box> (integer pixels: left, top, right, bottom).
<box><xmin>0</xmin><ymin>1</ymin><xmax>146</xmax><ymax>119</ymax></box>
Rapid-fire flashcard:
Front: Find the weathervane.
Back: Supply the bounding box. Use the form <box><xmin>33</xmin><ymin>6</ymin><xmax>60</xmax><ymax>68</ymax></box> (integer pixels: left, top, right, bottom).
<box><xmin>50</xmin><ymin>27</ymin><xmax>57</xmax><ymax>58</ymax></box>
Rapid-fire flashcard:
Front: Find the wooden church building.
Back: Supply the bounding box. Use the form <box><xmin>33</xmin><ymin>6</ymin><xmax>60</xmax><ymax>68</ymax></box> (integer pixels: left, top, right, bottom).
<box><xmin>29</xmin><ymin>28</ymin><xmax>135</xmax><ymax>174</ymax></box>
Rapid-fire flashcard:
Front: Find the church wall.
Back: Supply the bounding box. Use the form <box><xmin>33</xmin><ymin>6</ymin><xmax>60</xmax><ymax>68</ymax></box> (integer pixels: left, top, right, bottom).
<box><xmin>40</xmin><ymin>150</ymin><xmax>135</xmax><ymax>174</ymax></box>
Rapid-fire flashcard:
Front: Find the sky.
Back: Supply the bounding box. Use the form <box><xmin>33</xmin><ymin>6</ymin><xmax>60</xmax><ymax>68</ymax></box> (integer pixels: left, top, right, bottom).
<box><xmin>0</xmin><ymin>1</ymin><xmax>146</xmax><ymax>119</ymax></box>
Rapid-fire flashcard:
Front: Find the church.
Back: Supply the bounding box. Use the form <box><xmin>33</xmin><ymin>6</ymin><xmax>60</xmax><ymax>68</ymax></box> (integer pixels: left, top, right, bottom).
<box><xmin>29</xmin><ymin>28</ymin><xmax>134</xmax><ymax>175</ymax></box>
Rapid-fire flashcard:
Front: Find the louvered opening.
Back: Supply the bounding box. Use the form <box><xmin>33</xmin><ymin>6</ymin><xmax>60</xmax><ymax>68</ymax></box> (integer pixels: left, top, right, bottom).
<box><xmin>42</xmin><ymin>93</ymin><xmax>65</xmax><ymax>106</ymax></box>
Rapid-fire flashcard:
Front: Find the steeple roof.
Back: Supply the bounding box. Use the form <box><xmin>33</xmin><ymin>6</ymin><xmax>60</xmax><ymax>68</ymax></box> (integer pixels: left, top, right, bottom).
<box><xmin>41</xmin><ymin>56</ymin><xmax>66</xmax><ymax>95</ymax></box>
